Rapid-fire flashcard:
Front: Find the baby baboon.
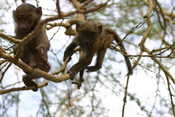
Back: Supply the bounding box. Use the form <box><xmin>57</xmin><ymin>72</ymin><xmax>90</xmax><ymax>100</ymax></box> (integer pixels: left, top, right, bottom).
<box><xmin>64</xmin><ymin>20</ymin><xmax>132</xmax><ymax>84</ymax></box>
<box><xmin>13</xmin><ymin>3</ymin><xmax>50</xmax><ymax>91</ymax></box>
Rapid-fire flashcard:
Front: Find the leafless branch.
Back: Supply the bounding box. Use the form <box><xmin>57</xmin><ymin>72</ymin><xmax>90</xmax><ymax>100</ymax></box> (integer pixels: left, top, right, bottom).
<box><xmin>0</xmin><ymin>81</ymin><xmax>48</xmax><ymax>95</ymax></box>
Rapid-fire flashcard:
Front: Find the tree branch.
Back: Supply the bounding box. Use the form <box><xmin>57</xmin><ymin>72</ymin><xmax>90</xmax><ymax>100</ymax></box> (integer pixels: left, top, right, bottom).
<box><xmin>0</xmin><ymin>81</ymin><xmax>48</xmax><ymax>95</ymax></box>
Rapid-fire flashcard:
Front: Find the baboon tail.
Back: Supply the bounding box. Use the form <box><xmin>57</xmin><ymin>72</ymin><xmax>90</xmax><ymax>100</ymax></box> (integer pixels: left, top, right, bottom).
<box><xmin>112</xmin><ymin>31</ymin><xmax>133</xmax><ymax>75</ymax></box>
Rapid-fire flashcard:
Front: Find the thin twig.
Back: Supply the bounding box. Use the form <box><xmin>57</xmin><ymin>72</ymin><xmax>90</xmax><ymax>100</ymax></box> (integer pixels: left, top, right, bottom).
<box><xmin>0</xmin><ymin>81</ymin><xmax>48</xmax><ymax>95</ymax></box>
<box><xmin>56</xmin><ymin>0</ymin><xmax>62</xmax><ymax>17</ymax></box>
<box><xmin>165</xmin><ymin>74</ymin><xmax>175</xmax><ymax>116</ymax></box>
<box><xmin>122</xmin><ymin>75</ymin><xmax>131</xmax><ymax>117</ymax></box>
<box><xmin>0</xmin><ymin>62</ymin><xmax>12</xmax><ymax>83</ymax></box>
<box><xmin>154</xmin><ymin>0</ymin><xmax>167</xmax><ymax>32</ymax></box>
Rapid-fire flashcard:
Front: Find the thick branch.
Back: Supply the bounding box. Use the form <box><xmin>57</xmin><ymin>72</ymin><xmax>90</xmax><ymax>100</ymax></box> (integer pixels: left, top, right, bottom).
<box><xmin>0</xmin><ymin>32</ymin><xmax>21</xmax><ymax>44</ymax></box>
<box><xmin>0</xmin><ymin>48</ymin><xmax>71</xmax><ymax>82</ymax></box>
<box><xmin>0</xmin><ymin>82</ymin><xmax>48</xmax><ymax>95</ymax></box>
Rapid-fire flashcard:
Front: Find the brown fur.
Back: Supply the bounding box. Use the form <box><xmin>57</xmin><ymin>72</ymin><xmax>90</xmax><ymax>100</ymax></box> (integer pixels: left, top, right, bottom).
<box><xmin>13</xmin><ymin>3</ymin><xmax>50</xmax><ymax>91</ymax></box>
<box><xmin>64</xmin><ymin>21</ymin><xmax>132</xmax><ymax>85</ymax></box>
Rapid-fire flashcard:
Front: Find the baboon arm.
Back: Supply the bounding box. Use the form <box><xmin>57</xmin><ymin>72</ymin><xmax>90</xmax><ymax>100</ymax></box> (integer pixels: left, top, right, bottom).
<box><xmin>23</xmin><ymin>75</ymin><xmax>38</xmax><ymax>91</ymax></box>
<box><xmin>86</xmin><ymin>49</ymin><xmax>106</xmax><ymax>72</ymax></box>
<box><xmin>63</xmin><ymin>41</ymin><xmax>78</xmax><ymax>62</ymax></box>
<box><xmin>69</xmin><ymin>50</ymin><xmax>93</xmax><ymax>76</ymax></box>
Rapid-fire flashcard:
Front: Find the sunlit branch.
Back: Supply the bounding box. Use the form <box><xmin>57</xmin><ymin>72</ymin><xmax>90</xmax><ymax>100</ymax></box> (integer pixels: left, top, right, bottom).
<box><xmin>0</xmin><ymin>48</ymin><xmax>71</xmax><ymax>82</ymax></box>
<box><xmin>0</xmin><ymin>81</ymin><xmax>48</xmax><ymax>95</ymax></box>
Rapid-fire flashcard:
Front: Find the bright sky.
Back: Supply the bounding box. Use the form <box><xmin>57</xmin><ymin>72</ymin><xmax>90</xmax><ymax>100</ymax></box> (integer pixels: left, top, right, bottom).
<box><xmin>0</xmin><ymin>0</ymin><xmax>174</xmax><ymax>117</ymax></box>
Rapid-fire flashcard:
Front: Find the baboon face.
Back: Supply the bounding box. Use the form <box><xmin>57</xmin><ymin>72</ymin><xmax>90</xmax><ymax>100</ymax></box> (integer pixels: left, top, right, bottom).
<box><xmin>13</xmin><ymin>4</ymin><xmax>42</xmax><ymax>37</ymax></box>
<box><xmin>77</xmin><ymin>21</ymin><xmax>103</xmax><ymax>40</ymax></box>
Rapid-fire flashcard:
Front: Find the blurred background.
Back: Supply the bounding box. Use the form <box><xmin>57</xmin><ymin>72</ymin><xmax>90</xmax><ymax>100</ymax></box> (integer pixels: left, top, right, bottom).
<box><xmin>0</xmin><ymin>0</ymin><xmax>175</xmax><ymax>117</ymax></box>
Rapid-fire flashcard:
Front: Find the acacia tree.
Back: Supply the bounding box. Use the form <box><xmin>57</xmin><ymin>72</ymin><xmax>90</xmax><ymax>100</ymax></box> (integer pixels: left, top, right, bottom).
<box><xmin>0</xmin><ymin>0</ymin><xmax>175</xmax><ymax>117</ymax></box>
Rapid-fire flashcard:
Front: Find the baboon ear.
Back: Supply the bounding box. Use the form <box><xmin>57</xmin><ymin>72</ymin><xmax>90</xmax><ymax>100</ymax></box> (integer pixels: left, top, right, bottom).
<box><xmin>76</xmin><ymin>23</ymin><xmax>80</xmax><ymax>30</ymax></box>
<box><xmin>76</xmin><ymin>22</ymin><xmax>83</xmax><ymax>31</ymax></box>
<box><xmin>13</xmin><ymin>10</ymin><xmax>17</xmax><ymax>20</ymax></box>
<box><xmin>97</xmin><ymin>24</ymin><xmax>103</xmax><ymax>33</ymax></box>
<box><xmin>13</xmin><ymin>10</ymin><xmax>16</xmax><ymax>14</ymax></box>
<box><xmin>36</xmin><ymin>7</ymin><xmax>42</xmax><ymax>16</ymax></box>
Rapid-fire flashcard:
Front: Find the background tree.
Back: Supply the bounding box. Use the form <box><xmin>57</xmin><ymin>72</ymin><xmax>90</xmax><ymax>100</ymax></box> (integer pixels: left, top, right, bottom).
<box><xmin>0</xmin><ymin>0</ymin><xmax>175</xmax><ymax>117</ymax></box>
